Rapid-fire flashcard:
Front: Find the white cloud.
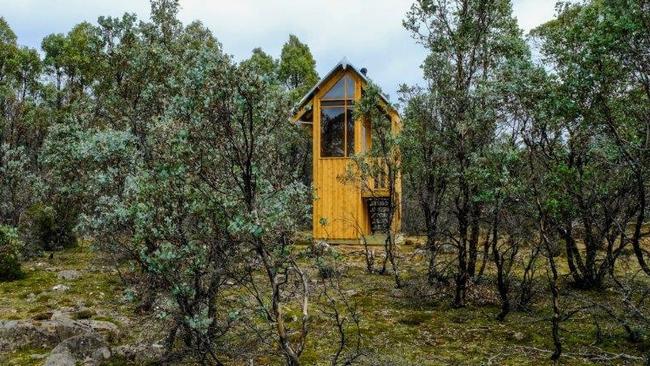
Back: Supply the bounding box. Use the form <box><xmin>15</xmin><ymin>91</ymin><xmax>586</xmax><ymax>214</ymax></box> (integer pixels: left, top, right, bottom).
<box><xmin>0</xmin><ymin>0</ymin><xmax>558</xmax><ymax>98</ymax></box>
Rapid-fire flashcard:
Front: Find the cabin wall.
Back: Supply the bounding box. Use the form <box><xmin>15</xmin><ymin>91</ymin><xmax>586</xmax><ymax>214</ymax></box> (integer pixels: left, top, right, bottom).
<box><xmin>312</xmin><ymin>70</ymin><xmax>368</xmax><ymax>240</ymax></box>
<box><xmin>310</xmin><ymin>68</ymin><xmax>402</xmax><ymax>241</ymax></box>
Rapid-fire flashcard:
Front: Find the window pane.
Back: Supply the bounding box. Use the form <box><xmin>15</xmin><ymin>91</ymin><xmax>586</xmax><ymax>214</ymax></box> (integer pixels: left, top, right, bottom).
<box><xmin>323</xmin><ymin>75</ymin><xmax>355</xmax><ymax>100</ymax></box>
<box><xmin>346</xmin><ymin>106</ymin><xmax>355</xmax><ymax>155</ymax></box>
<box><xmin>323</xmin><ymin>78</ymin><xmax>345</xmax><ymax>99</ymax></box>
<box><xmin>321</xmin><ymin>107</ymin><xmax>345</xmax><ymax>157</ymax></box>
<box><xmin>346</xmin><ymin>76</ymin><xmax>355</xmax><ymax>98</ymax></box>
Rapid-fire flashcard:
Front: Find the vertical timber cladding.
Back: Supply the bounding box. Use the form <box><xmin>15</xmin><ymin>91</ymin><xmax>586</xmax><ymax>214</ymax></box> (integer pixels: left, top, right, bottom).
<box><xmin>299</xmin><ymin>59</ymin><xmax>402</xmax><ymax>241</ymax></box>
<box><xmin>312</xmin><ymin>69</ymin><xmax>367</xmax><ymax>240</ymax></box>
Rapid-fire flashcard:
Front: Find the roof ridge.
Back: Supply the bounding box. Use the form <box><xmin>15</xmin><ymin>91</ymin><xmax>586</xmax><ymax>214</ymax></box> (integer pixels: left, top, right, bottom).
<box><xmin>292</xmin><ymin>58</ymin><xmax>398</xmax><ymax>118</ymax></box>
<box><xmin>339</xmin><ymin>56</ymin><xmax>350</xmax><ymax>69</ymax></box>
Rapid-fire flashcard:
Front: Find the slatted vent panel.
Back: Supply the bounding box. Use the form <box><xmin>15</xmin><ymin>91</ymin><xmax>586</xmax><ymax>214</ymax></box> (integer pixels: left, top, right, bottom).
<box><xmin>367</xmin><ymin>198</ymin><xmax>391</xmax><ymax>234</ymax></box>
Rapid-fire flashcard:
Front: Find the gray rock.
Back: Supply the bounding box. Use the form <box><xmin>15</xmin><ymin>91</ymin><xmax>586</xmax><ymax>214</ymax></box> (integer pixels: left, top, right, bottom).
<box><xmin>44</xmin><ymin>350</ymin><xmax>76</xmax><ymax>366</ymax></box>
<box><xmin>0</xmin><ymin>320</ymin><xmax>66</xmax><ymax>352</ymax></box>
<box><xmin>45</xmin><ymin>333</ymin><xmax>109</xmax><ymax>366</ymax></box>
<box><xmin>113</xmin><ymin>343</ymin><xmax>164</xmax><ymax>364</ymax></box>
<box><xmin>57</xmin><ymin>270</ymin><xmax>81</xmax><ymax>281</ymax></box>
<box><xmin>314</xmin><ymin>240</ymin><xmax>331</xmax><ymax>254</ymax></box>
<box><xmin>78</xmin><ymin>320</ymin><xmax>120</xmax><ymax>341</ymax></box>
<box><xmin>52</xmin><ymin>284</ymin><xmax>70</xmax><ymax>292</ymax></box>
<box><xmin>0</xmin><ymin>318</ymin><xmax>119</xmax><ymax>353</ymax></box>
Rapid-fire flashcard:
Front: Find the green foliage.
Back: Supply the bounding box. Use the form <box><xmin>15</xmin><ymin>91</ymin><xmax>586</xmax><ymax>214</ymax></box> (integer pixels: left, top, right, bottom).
<box><xmin>243</xmin><ymin>47</ymin><xmax>278</xmax><ymax>79</ymax></box>
<box><xmin>278</xmin><ymin>34</ymin><xmax>319</xmax><ymax>102</ymax></box>
<box><xmin>401</xmin><ymin>0</ymin><xmax>533</xmax><ymax>302</ymax></box>
<box><xmin>312</xmin><ymin>244</ymin><xmax>343</xmax><ymax>279</ymax></box>
<box><xmin>66</xmin><ymin>6</ymin><xmax>313</xmax><ymax>360</ymax></box>
<box><xmin>0</xmin><ymin>226</ymin><xmax>24</xmax><ymax>281</ymax></box>
<box><xmin>0</xmin><ymin>146</ymin><xmax>43</xmax><ymax>227</ymax></box>
<box><xmin>0</xmin><ymin>18</ymin><xmax>45</xmax><ymax>228</ymax></box>
<box><xmin>522</xmin><ymin>0</ymin><xmax>650</xmax><ymax>287</ymax></box>
<box><xmin>2</xmin><ymin>0</ymin><xmax>649</xmax><ymax>362</ymax></box>
<box><xmin>19</xmin><ymin>203</ymin><xmax>76</xmax><ymax>253</ymax></box>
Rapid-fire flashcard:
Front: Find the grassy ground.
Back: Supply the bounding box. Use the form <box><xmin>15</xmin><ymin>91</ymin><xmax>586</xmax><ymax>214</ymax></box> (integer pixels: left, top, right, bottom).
<box><xmin>0</xmin><ymin>241</ymin><xmax>647</xmax><ymax>365</ymax></box>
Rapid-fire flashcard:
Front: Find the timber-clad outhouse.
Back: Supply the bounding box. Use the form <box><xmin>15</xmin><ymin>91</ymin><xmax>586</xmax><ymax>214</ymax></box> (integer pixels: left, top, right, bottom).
<box><xmin>292</xmin><ymin>58</ymin><xmax>402</xmax><ymax>241</ymax></box>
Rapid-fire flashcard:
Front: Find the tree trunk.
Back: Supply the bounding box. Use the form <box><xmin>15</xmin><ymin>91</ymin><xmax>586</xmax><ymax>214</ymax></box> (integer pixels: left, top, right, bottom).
<box><xmin>468</xmin><ymin>203</ymin><xmax>481</xmax><ymax>277</ymax></box>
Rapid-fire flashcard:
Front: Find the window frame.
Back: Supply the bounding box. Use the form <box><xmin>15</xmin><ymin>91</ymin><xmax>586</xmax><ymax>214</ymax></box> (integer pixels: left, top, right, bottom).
<box><xmin>319</xmin><ymin>74</ymin><xmax>356</xmax><ymax>159</ymax></box>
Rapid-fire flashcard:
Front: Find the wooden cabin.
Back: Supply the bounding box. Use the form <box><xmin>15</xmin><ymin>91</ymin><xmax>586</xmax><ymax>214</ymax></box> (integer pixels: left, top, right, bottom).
<box><xmin>292</xmin><ymin>58</ymin><xmax>402</xmax><ymax>242</ymax></box>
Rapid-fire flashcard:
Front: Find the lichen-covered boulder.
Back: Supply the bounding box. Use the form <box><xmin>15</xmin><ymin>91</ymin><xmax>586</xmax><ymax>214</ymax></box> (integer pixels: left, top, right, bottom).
<box><xmin>0</xmin><ymin>317</ymin><xmax>119</xmax><ymax>353</ymax></box>
<box><xmin>44</xmin><ymin>333</ymin><xmax>110</xmax><ymax>366</ymax></box>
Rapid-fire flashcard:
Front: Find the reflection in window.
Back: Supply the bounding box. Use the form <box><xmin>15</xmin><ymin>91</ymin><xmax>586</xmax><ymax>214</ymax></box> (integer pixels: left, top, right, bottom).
<box><xmin>320</xmin><ymin>74</ymin><xmax>356</xmax><ymax>157</ymax></box>
<box><xmin>321</xmin><ymin>107</ymin><xmax>345</xmax><ymax>157</ymax></box>
<box><xmin>346</xmin><ymin>106</ymin><xmax>354</xmax><ymax>155</ymax></box>
<box><xmin>323</xmin><ymin>75</ymin><xmax>355</xmax><ymax>100</ymax></box>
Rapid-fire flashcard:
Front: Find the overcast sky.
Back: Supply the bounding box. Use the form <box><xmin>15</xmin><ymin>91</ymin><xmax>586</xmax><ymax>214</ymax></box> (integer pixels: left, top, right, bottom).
<box><xmin>1</xmin><ymin>0</ymin><xmax>558</xmax><ymax>100</ymax></box>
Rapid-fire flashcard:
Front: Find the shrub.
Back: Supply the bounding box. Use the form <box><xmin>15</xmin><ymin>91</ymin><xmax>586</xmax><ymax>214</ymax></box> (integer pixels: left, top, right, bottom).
<box><xmin>317</xmin><ymin>262</ymin><xmax>340</xmax><ymax>279</ymax></box>
<box><xmin>19</xmin><ymin>203</ymin><xmax>76</xmax><ymax>254</ymax></box>
<box><xmin>314</xmin><ymin>245</ymin><xmax>343</xmax><ymax>279</ymax></box>
<box><xmin>0</xmin><ymin>226</ymin><xmax>24</xmax><ymax>281</ymax></box>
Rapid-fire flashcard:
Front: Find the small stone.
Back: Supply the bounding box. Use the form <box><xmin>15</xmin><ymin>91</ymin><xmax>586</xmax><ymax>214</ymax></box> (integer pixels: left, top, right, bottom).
<box><xmin>58</xmin><ymin>270</ymin><xmax>81</xmax><ymax>281</ymax></box>
<box><xmin>513</xmin><ymin>331</ymin><xmax>525</xmax><ymax>341</ymax></box>
<box><xmin>52</xmin><ymin>285</ymin><xmax>70</xmax><ymax>292</ymax></box>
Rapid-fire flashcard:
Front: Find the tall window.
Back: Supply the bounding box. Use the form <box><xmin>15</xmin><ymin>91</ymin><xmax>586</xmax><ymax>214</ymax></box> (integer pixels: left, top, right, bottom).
<box><xmin>321</xmin><ymin>75</ymin><xmax>355</xmax><ymax>157</ymax></box>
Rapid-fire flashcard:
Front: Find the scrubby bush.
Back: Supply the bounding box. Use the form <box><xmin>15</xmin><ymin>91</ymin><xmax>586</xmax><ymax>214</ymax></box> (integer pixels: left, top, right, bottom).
<box><xmin>19</xmin><ymin>203</ymin><xmax>76</xmax><ymax>254</ymax></box>
<box><xmin>313</xmin><ymin>243</ymin><xmax>343</xmax><ymax>279</ymax></box>
<box><xmin>0</xmin><ymin>226</ymin><xmax>24</xmax><ymax>281</ymax></box>
<box><xmin>317</xmin><ymin>260</ymin><xmax>340</xmax><ymax>279</ymax></box>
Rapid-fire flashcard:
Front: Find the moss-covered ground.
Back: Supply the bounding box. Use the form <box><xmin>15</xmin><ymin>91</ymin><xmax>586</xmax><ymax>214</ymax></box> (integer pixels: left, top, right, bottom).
<box><xmin>0</xmin><ymin>240</ymin><xmax>647</xmax><ymax>365</ymax></box>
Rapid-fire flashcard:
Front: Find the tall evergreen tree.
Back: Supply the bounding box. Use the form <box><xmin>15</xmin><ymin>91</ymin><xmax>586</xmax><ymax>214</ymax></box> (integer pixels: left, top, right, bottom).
<box><xmin>278</xmin><ymin>34</ymin><xmax>319</xmax><ymax>102</ymax></box>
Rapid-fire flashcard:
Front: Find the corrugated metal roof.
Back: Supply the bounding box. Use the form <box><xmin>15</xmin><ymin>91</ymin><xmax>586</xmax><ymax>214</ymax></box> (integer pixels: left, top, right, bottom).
<box><xmin>293</xmin><ymin>57</ymin><xmax>397</xmax><ymax>117</ymax></box>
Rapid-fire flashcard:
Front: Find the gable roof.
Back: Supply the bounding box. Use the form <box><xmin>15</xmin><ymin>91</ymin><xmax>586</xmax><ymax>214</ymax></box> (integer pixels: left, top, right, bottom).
<box><xmin>293</xmin><ymin>57</ymin><xmax>398</xmax><ymax>121</ymax></box>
